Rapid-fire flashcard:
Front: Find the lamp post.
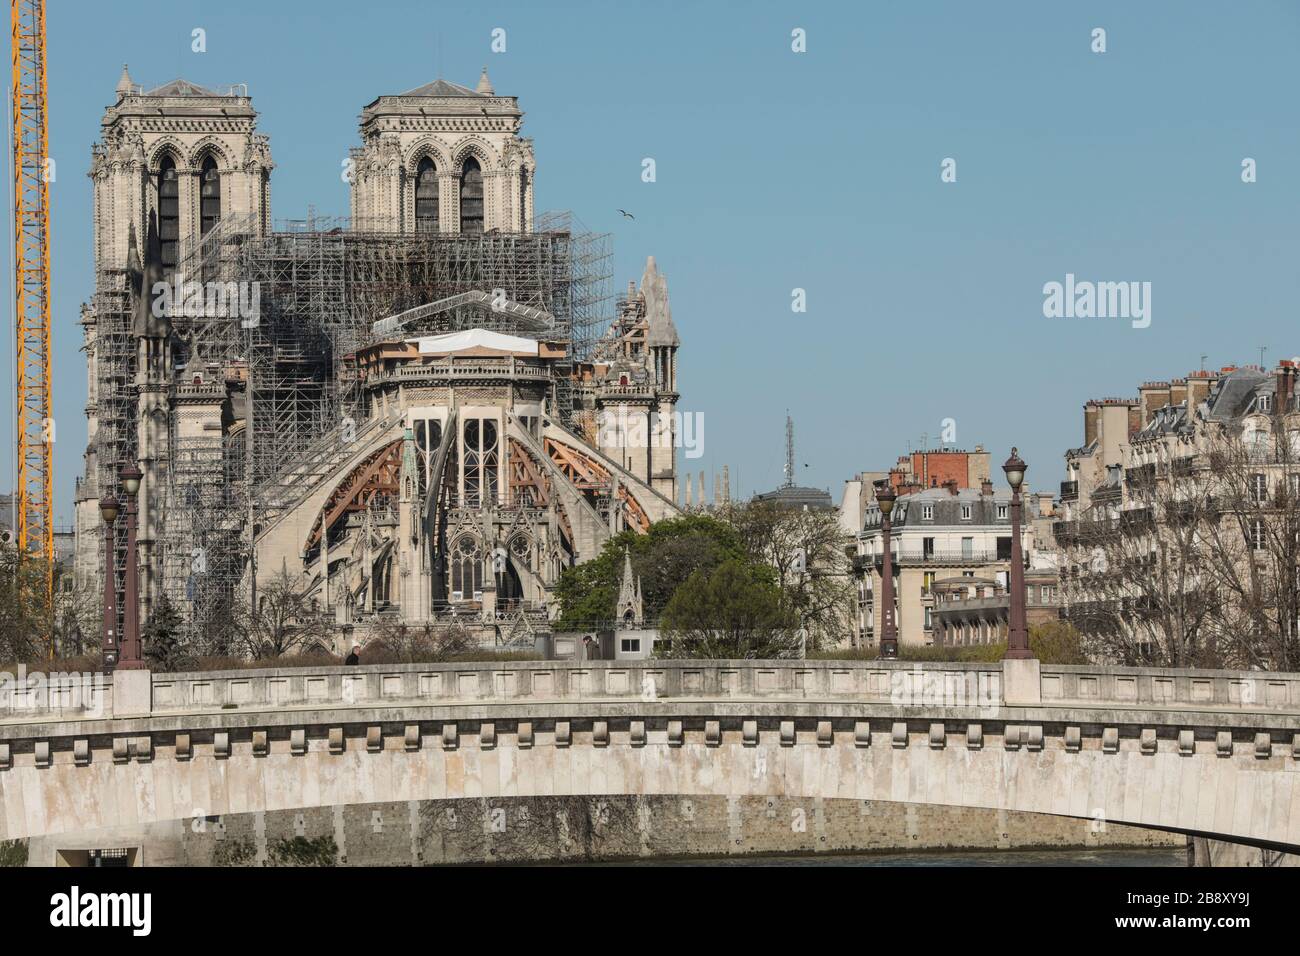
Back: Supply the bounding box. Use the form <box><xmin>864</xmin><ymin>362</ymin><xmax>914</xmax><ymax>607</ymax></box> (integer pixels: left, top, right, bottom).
<box><xmin>1002</xmin><ymin>448</ymin><xmax>1033</xmax><ymax>660</ymax></box>
<box><xmin>99</xmin><ymin>494</ymin><xmax>121</xmax><ymax>671</ymax></box>
<box><xmin>117</xmin><ymin>463</ymin><xmax>147</xmax><ymax>670</ymax></box>
<box><xmin>876</xmin><ymin>482</ymin><xmax>899</xmax><ymax>659</ymax></box>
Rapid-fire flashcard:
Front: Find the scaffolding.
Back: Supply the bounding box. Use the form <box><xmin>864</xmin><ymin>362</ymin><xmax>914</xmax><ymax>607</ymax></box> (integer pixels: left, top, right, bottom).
<box><xmin>134</xmin><ymin>212</ymin><xmax>612</xmax><ymax>637</ymax></box>
<box><xmin>87</xmin><ymin>267</ymin><xmax>138</xmax><ymax>635</ymax></box>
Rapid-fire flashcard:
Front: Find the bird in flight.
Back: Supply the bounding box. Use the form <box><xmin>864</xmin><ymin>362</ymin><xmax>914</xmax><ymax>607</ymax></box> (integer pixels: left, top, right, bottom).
<box><xmin>618</xmin><ymin>209</ymin><xmax>635</xmax><ymax>219</ymax></box>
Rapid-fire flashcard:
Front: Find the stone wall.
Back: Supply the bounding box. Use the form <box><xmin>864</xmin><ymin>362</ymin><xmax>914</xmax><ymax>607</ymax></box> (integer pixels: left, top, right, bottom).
<box><xmin>24</xmin><ymin>797</ymin><xmax>1179</xmax><ymax>867</ymax></box>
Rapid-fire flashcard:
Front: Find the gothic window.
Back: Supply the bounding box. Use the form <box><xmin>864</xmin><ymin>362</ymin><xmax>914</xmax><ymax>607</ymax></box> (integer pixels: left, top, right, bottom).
<box><xmin>415</xmin><ymin>157</ymin><xmax>439</xmax><ymax>233</ymax></box>
<box><xmin>450</xmin><ymin>536</ymin><xmax>483</xmax><ymax>600</ymax></box>
<box><xmin>158</xmin><ymin>156</ymin><xmax>179</xmax><ymax>271</ymax></box>
<box><xmin>460</xmin><ymin>157</ymin><xmax>484</xmax><ymax>233</ymax></box>
<box><xmin>200</xmin><ymin>156</ymin><xmax>221</xmax><ymax>236</ymax></box>
<box><xmin>510</xmin><ymin>534</ymin><xmax>531</xmax><ymax>569</ymax></box>
<box><xmin>413</xmin><ymin>418</ymin><xmax>443</xmax><ymax>496</ymax></box>
<box><xmin>461</xmin><ymin>418</ymin><xmax>499</xmax><ymax>507</ymax></box>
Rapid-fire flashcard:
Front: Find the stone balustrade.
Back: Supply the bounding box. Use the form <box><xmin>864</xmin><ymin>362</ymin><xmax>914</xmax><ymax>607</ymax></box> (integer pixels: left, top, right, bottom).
<box><xmin>3</xmin><ymin>659</ymin><xmax>1298</xmax><ymax>726</ymax></box>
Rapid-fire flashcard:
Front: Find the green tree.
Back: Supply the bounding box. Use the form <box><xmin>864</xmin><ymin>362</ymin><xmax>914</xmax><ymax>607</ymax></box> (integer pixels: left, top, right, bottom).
<box><xmin>553</xmin><ymin>514</ymin><xmax>745</xmax><ymax>627</ymax></box>
<box><xmin>658</xmin><ymin>558</ymin><xmax>800</xmax><ymax>658</ymax></box>
<box><xmin>0</xmin><ymin>545</ymin><xmax>53</xmax><ymax>664</ymax></box>
<box><xmin>1028</xmin><ymin>620</ymin><xmax>1089</xmax><ymax>664</ymax></box>
<box><xmin>143</xmin><ymin>594</ymin><xmax>193</xmax><ymax>671</ymax></box>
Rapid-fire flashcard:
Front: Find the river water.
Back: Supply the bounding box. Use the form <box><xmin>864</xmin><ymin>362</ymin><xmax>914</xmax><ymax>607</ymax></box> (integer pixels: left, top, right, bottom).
<box><xmin>608</xmin><ymin>847</ymin><xmax>1187</xmax><ymax>867</ymax></box>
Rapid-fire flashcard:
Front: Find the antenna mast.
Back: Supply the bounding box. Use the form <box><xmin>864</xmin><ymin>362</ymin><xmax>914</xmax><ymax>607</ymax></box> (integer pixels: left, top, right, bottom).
<box><xmin>784</xmin><ymin>413</ymin><xmax>794</xmax><ymax>489</ymax></box>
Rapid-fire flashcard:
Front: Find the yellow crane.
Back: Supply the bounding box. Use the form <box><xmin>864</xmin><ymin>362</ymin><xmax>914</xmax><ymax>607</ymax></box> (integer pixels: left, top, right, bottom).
<box><xmin>11</xmin><ymin>0</ymin><xmax>52</xmax><ymax>606</ymax></box>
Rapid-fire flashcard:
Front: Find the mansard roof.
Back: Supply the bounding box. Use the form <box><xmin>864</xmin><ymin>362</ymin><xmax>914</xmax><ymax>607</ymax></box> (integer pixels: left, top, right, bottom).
<box><xmin>753</xmin><ymin>485</ymin><xmax>834</xmax><ymax>510</ymax></box>
<box><xmin>1205</xmin><ymin>367</ymin><xmax>1271</xmax><ymax>421</ymax></box>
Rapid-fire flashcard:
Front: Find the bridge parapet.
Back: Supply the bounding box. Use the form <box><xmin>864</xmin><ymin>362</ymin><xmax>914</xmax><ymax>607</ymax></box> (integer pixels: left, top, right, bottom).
<box><xmin>1038</xmin><ymin>663</ymin><xmax>1300</xmax><ymax>712</ymax></box>
<box><xmin>3</xmin><ymin>659</ymin><xmax>1300</xmax><ymax>848</ymax></box>
<box><xmin>3</xmin><ymin>658</ymin><xmax>1300</xmax><ymax>725</ymax></box>
<box><xmin>144</xmin><ymin>659</ymin><xmax>1005</xmax><ymax>717</ymax></box>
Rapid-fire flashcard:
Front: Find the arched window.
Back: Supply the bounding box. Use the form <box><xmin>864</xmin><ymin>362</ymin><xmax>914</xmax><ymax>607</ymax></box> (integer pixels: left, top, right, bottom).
<box><xmin>199</xmin><ymin>156</ymin><xmax>221</xmax><ymax>236</ymax></box>
<box><xmin>415</xmin><ymin>157</ymin><xmax>439</xmax><ymax>233</ymax></box>
<box><xmin>450</xmin><ymin>537</ymin><xmax>483</xmax><ymax>601</ymax></box>
<box><xmin>158</xmin><ymin>156</ymin><xmax>179</xmax><ymax>270</ymax></box>
<box><xmin>459</xmin><ymin>157</ymin><xmax>483</xmax><ymax>233</ymax></box>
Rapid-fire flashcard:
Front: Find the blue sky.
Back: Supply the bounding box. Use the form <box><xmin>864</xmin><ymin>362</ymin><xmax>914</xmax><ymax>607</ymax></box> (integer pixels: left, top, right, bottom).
<box><xmin>8</xmin><ymin>0</ymin><xmax>1300</xmax><ymax>523</ymax></box>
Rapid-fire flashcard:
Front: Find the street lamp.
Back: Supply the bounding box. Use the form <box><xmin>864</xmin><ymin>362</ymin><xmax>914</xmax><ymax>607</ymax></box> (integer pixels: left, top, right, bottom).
<box><xmin>1002</xmin><ymin>448</ymin><xmax>1033</xmax><ymax>660</ymax></box>
<box><xmin>876</xmin><ymin>481</ymin><xmax>899</xmax><ymax>659</ymax></box>
<box><xmin>117</xmin><ymin>462</ymin><xmax>147</xmax><ymax>670</ymax></box>
<box><xmin>99</xmin><ymin>494</ymin><xmax>120</xmax><ymax>671</ymax></box>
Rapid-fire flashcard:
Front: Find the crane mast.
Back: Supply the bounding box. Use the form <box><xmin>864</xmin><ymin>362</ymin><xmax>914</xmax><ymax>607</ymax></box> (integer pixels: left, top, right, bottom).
<box><xmin>11</xmin><ymin>0</ymin><xmax>52</xmax><ymax>603</ymax></box>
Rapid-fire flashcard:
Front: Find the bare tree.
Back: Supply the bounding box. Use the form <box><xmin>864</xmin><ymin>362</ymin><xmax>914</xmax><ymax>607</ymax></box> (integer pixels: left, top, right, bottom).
<box><xmin>719</xmin><ymin>500</ymin><xmax>855</xmax><ymax>650</ymax></box>
<box><xmin>231</xmin><ymin>568</ymin><xmax>333</xmax><ymax>659</ymax></box>
<box><xmin>370</xmin><ymin>618</ymin><xmax>475</xmax><ymax>662</ymax></box>
<box><xmin>1062</xmin><ymin>417</ymin><xmax>1300</xmax><ymax>670</ymax></box>
<box><xmin>1194</xmin><ymin>420</ymin><xmax>1300</xmax><ymax>670</ymax></box>
<box><xmin>1059</xmin><ymin>451</ymin><xmax>1220</xmax><ymax>666</ymax></box>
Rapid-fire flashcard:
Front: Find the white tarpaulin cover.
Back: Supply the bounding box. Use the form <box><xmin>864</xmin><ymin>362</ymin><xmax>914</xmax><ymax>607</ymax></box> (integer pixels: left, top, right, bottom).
<box><xmin>412</xmin><ymin>328</ymin><xmax>540</xmax><ymax>355</ymax></box>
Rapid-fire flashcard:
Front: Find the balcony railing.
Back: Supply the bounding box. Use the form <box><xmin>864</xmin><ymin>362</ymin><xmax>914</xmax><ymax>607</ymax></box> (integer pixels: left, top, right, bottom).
<box><xmin>869</xmin><ymin>549</ymin><xmax>1004</xmax><ymax>566</ymax></box>
<box><xmin>1060</xmin><ymin>480</ymin><xmax>1078</xmax><ymax>499</ymax></box>
<box><xmin>1053</xmin><ymin>518</ymin><xmax>1119</xmax><ymax>545</ymax></box>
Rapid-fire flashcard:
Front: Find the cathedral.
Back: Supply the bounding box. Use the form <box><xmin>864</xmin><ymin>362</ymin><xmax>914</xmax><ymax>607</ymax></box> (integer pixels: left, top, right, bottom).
<box><xmin>73</xmin><ymin>67</ymin><xmax>682</xmax><ymax>650</ymax></box>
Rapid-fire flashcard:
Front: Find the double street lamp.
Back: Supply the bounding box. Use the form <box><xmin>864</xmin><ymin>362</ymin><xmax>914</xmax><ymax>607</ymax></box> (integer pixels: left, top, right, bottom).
<box><xmin>100</xmin><ymin>462</ymin><xmax>145</xmax><ymax>672</ymax></box>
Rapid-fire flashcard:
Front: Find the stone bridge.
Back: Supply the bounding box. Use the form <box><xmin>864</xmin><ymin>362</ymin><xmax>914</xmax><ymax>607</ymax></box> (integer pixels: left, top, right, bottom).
<box><xmin>2</xmin><ymin>659</ymin><xmax>1299</xmax><ymax>851</ymax></box>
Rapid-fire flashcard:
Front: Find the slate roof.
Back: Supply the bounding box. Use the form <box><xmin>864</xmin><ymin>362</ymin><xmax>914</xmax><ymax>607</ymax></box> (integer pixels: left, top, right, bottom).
<box><xmin>400</xmin><ymin>78</ymin><xmax>483</xmax><ymax>97</ymax></box>
<box><xmin>879</xmin><ymin>487</ymin><xmax>1014</xmax><ymax>530</ymax></box>
<box><xmin>1133</xmin><ymin>367</ymin><xmax>1275</xmax><ymax>440</ymax></box>
<box><xmin>143</xmin><ymin>78</ymin><xmax>226</xmax><ymax>97</ymax></box>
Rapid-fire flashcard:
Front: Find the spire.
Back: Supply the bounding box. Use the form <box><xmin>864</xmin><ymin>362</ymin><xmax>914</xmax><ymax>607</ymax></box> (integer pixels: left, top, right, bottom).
<box><xmin>116</xmin><ymin>64</ymin><xmax>133</xmax><ymax>97</ymax></box>
<box><xmin>618</xmin><ymin>548</ymin><xmax>636</xmax><ymax>603</ymax></box>
<box><xmin>616</xmin><ymin>547</ymin><xmax>643</xmax><ymax>627</ymax></box>
<box><xmin>641</xmin><ymin>255</ymin><xmax>680</xmax><ymax>347</ymax></box>
<box><xmin>476</xmin><ymin>66</ymin><xmax>494</xmax><ymax>95</ymax></box>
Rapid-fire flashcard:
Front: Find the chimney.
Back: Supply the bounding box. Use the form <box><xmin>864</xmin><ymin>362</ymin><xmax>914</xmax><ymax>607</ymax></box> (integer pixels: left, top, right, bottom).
<box><xmin>980</xmin><ymin>477</ymin><xmax>993</xmax><ymax>496</ymax></box>
<box><xmin>943</xmin><ymin>478</ymin><xmax>959</xmax><ymax>496</ymax></box>
<box><xmin>1169</xmin><ymin>378</ymin><xmax>1188</xmax><ymax>408</ymax></box>
<box><xmin>1187</xmin><ymin>371</ymin><xmax>1213</xmax><ymax>407</ymax></box>
<box><xmin>1276</xmin><ymin>360</ymin><xmax>1296</xmax><ymax>414</ymax></box>
<box><xmin>1083</xmin><ymin>402</ymin><xmax>1099</xmax><ymax>446</ymax></box>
